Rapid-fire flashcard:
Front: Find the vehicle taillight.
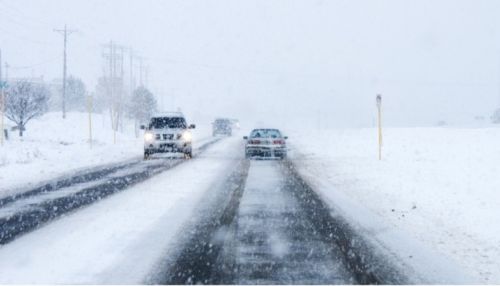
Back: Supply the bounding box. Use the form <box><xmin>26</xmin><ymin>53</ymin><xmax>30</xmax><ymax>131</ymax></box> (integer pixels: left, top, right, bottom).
<box><xmin>273</xmin><ymin>139</ymin><xmax>285</xmax><ymax>145</ymax></box>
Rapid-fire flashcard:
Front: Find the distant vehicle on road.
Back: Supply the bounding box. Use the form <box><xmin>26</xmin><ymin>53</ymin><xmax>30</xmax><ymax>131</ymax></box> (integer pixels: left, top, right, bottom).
<box><xmin>212</xmin><ymin>118</ymin><xmax>233</xmax><ymax>136</ymax></box>
<box><xmin>243</xmin><ymin>128</ymin><xmax>288</xmax><ymax>159</ymax></box>
<box><xmin>141</xmin><ymin>112</ymin><xmax>196</xmax><ymax>159</ymax></box>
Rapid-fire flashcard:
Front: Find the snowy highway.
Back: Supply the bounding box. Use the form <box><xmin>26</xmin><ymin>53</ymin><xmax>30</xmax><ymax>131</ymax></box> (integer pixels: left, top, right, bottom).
<box><xmin>0</xmin><ymin>135</ymin><xmax>407</xmax><ymax>284</ymax></box>
<box><xmin>162</xmin><ymin>160</ymin><xmax>356</xmax><ymax>284</ymax></box>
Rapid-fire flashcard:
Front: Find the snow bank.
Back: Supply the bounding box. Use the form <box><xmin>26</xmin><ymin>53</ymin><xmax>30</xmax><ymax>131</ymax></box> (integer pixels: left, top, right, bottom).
<box><xmin>0</xmin><ymin>112</ymin><xmax>212</xmax><ymax>197</ymax></box>
<box><xmin>289</xmin><ymin>127</ymin><xmax>500</xmax><ymax>283</ymax></box>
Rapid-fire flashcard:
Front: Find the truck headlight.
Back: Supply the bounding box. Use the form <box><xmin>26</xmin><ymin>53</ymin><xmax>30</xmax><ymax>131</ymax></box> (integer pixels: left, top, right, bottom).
<box><xmin>144</xmin><ymin>132</ymin><xmax>154</xmax><ymax>142</ymax></box>
<box><xmin>182</xmin><ymin>131</ymin><xmax>192</xmax><ymax>142</ymax></box>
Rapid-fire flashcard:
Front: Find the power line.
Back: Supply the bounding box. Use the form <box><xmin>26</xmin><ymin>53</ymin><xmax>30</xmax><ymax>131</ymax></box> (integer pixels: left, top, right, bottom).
<box><xmin>0</xmin><ymin>0</ymin><xmax>54</xmax><ymax>27</ymax></box>
<box><xmin>0</xmin><ymin>25</ymin><xmax>56</xmax><ymax>47</ymax></box>
<box><xmin>8</xmin><ymin>57</ymin><xmax>59</xmax><ymax>70</ymax></box>
<box><xmin>0</xmin><ymin>9</ymin><xmax>49</xmax><ymax>32</ymax></box>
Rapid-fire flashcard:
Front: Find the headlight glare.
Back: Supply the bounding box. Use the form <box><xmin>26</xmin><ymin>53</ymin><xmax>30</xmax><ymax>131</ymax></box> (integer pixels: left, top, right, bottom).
<box><xmin>182</xmin><ymin>131</ymin><xmax>192</xmax><ymax>142</ymax></box>
<box><xmin>144</xmin><ymin>132</ymin><xmax>154</xmax><ymax>142</ymax></box>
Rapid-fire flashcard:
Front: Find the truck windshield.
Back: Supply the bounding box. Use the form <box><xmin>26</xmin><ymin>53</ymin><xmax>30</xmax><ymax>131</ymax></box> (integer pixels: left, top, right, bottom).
<box><xmin>214</xmin><ymin>119</ymin><xmax>231</xmax><ymax>127</ymax></box>
<box><xmin>149</xmin><ymin>117</ymin><xmax>187</xmax><ymax>129</ymax></box>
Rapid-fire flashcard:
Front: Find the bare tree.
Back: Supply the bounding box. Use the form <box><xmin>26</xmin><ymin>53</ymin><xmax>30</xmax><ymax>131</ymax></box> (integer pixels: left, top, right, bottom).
<box><xmin>5</xmin><ymin>81</ymin><xmax>49</xmax><ymax>136</ymax></box>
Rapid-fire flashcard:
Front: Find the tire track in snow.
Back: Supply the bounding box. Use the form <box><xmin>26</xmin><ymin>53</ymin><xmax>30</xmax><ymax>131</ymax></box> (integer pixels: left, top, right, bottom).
<box><xmin>158</xmin><ymin>159</ymin><xmax>408</xmax><ymax>284</ymax></box>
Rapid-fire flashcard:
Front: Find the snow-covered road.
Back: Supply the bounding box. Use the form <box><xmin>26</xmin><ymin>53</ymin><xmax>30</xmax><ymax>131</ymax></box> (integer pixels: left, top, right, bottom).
<box><xmin>212</xmin><ymin>160</ymin><xmax>354</xmax><ymax>284</ymax></box>
<box><xmin>0</xmin><ymin>135</ymin><xmax>243</xmax><ymax>284</ymax></box>
<box><xmin>160</xmin><ymin>160</ymin><xmax>405</xmax><ymax>284</ymax></box>
<box><xmin>0</xmin><ymin>135</ymin><xmax>393</xmax><ymax>284</ymax></box>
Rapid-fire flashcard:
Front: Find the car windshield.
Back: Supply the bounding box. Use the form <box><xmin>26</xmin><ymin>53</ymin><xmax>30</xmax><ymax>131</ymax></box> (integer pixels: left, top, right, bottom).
<box><xmin>250</xmin><ymin>129</ymin><xmax>282</xmax><ymax>138</ymax></box>
<box><xmin>214</xmin><ymin>119</ymin><xmax>230</xmax><ymax>126</ymax></box>
<box><xmin>149</xmin><ymin>117</ymin><xmax>186</xmax><ymax>129</ymax></box>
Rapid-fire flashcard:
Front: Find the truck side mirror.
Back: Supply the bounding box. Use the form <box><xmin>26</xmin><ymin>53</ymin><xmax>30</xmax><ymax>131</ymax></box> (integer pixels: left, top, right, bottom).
<box><xmin>140</xmin><ymin>125</ymin><xmax>146</xmax><ymax>130</ymax></box>
<box><xmin>189</xmin><ymin>124</ymin><xmax>196</xmax><ymax>129</ymax></box>
<box><xmin>284</xmin><ymin>136</ymin><xmax>288</xmax><ymax>139</ymax></box>
<box><xmin>243</xmin><ymin>136</ymin><xmax>248</xmax><ymax>140</ymax></box>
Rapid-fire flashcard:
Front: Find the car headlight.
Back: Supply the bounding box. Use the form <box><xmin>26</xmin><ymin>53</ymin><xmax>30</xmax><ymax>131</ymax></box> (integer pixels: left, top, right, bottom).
<box><xmin>182</xmin><ymin>131</ymin><xmax>192</xmax><ymax>142</ymax></box>
<box><xmin>144</xmin><ymin>132</ymin><xmax>154</xmax><ymax>142</ymax></box>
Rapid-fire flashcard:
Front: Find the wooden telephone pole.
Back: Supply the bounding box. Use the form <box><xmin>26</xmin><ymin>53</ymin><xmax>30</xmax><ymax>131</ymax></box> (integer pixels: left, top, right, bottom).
<box><xmin>54</xmin><ymin>25</ymin><xmax>77</xmax><ymax>119</ymax></box>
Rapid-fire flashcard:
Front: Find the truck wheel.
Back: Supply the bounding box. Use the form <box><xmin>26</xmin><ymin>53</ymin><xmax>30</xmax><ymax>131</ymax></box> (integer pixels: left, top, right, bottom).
<box><xmin>184</xmin><ymin>151</ymin><xmax>192</xmax><ymax>159</ymax></box>
<box><xmin>144</xmin><ymin>151</ymin><xmax>150</xmax><ymax>160</ymax></box>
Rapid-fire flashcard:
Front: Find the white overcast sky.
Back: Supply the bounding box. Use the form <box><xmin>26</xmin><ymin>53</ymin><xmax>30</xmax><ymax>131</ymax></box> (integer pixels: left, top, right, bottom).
<box><xmin>1</xmin><ymin>0</ymin><xmax>500</xmax><ymax>127</ymax></box>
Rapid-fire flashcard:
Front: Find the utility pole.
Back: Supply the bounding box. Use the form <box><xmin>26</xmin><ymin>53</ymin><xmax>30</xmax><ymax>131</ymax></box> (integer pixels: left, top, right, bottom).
<box><xmin>102</xmin><ymin>41</ymin><xmax>115</xmax><ymax>143</ymax></box>
<box><xmin>102</xmin><ymin>41</ymin><xmax>125</xmax><ymax>144</ymax></box>
<box><xmin>129</xmin><ymin>47</ymin><xmax>135</xmax><ymax>96</ymax></box>
<box><xmin>54</xmin><ymin>25</ymin><xmax>77</xmax><ymax>119</ymax></box>
<box><xmin>138</xmin><ymin>57</ymin><xmax>144</xmax><ymax>86</ymax></box>
<box><xmin>145</xmin><ymin>66</ymin><xmax>149</xmax><ymax>88</ymax></box>
<box><xmin>119</xmin><ymin>46</ymin><xmax>125</xmax><ymax>132</ymax></box>
<box><xmin>109</xmin><ymin>41</ymin><xmax>116</xmax><ymax>144</ymax></box>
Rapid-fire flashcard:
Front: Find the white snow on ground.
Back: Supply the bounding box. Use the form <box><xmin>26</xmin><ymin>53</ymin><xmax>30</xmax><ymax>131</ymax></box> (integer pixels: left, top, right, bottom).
<box><xmin>0</xmin><ymin>112</ymin><xmax>211</xmax><ymax>198</ymax></box>
<box><xmin>0</xmin><ymin>135</ymin><xmax>242</xmax><ymax>284</ymax></box>
<box><xmin>289</xmin><ymin>127</ymin><xmax>500</xmax><ymax>283</ymax></box>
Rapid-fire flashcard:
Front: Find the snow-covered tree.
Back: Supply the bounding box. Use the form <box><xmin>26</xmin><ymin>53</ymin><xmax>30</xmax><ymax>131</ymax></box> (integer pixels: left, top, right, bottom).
<box><xmin>5</xmin><ymin>81</ymin><xmax>49</xmax><ymax>136</ymax></box>
<box><xmin>128</xmin><ymin>86</ymin><xmax>157</xmax><ymax>135</ymax></box>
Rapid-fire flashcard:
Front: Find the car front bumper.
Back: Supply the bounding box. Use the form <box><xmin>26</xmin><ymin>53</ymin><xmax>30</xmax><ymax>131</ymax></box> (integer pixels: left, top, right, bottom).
<box><xmin>245</xmin><ymin>145</ymin><xmax>287</xmax><ymax>158</ymax></box>
<box><xmin>145</xmin><ymin>141</ymin><xmax>192</xmax><ymax>154</ymax></box>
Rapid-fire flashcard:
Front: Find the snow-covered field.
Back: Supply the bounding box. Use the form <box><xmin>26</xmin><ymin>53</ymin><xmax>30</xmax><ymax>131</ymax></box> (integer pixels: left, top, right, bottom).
<box><xmin>289</xmin><ymin>127</ymin><xmax>500</xmax><ymax>283</ymax></box>
<box><xmin>0</xmin><ymin>112</ymin><xmax>211</xmax><ymax>198</ymax></box>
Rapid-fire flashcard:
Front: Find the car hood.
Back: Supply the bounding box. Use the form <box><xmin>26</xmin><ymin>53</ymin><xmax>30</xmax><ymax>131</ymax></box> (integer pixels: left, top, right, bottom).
<box><xmin>148</xmin><ymin>128</ymin><xmax>186</xmax><ymax>133</ymax></box>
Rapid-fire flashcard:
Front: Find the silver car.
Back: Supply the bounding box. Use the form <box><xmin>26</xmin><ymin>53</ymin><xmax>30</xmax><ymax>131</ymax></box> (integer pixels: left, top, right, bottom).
<box><xmin>141</xmin><ymin>112</ymin><xmax>195</xmax><ymax>159</ymax></box>
<box><xmin>244</xmin><ymin>128</ymin><xmax>288</xmax><ymax>159</ymax></box>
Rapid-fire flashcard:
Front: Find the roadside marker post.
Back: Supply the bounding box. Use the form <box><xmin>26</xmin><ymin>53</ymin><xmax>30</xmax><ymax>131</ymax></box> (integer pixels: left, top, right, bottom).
<box><xmin>376</xmin><ymin>94</ymin><xmax>382</xmax><ymax>160</ymax></box>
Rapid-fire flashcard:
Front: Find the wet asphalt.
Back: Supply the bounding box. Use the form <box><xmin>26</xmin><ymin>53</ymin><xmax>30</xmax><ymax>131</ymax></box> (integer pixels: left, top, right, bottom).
<box><xmin>160</xmin><ymin>159</ymin><xmax>387</xmax><ymax>284</ymax></box>
<box><xmin>214</xmin><ymin>160</ymin><xmax>354</xmax><ymax>284</ymax></box>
